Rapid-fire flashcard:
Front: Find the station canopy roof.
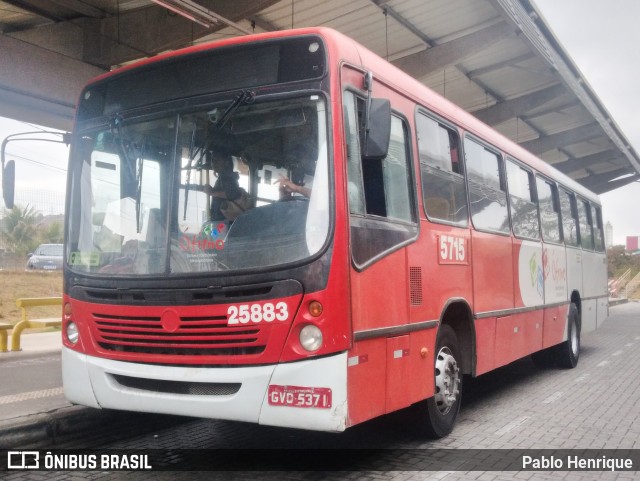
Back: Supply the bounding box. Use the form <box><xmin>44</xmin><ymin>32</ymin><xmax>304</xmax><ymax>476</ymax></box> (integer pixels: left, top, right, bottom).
<box><xmin>1</xmin><ymin>0</ymin><xmax>638</xmax><ymax>194</ymax></box>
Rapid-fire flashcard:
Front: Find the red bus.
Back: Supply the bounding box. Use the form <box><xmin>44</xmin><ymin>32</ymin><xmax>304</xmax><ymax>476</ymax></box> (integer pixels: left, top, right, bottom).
<box><xmin>5</xmin><ymin>27</ymin><xmax>607</xmax><ymax>437</ymax></box>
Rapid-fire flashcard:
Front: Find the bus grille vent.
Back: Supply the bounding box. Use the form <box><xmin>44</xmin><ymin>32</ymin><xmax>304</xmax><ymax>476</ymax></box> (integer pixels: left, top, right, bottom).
<box><xmin>111</xmin><ymin>374</ymin><xmax>241</xmax><ymax>396</ymax></box>
<box><xmin>92</xmin><ymin>312</ymin><xmax>266</xmax><ymax>358</ymax></box>
<box><xmin>409</xmin><ymin>267</ymin><xmax>423</xmax><ymax>306</ymax></box>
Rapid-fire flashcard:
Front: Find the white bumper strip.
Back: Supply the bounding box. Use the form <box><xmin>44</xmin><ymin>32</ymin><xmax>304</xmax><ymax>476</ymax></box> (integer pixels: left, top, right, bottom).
<box><xmin>62</xmin><ymin>348</ymin><xmax>347</xmax><ymax>432</ymax></box>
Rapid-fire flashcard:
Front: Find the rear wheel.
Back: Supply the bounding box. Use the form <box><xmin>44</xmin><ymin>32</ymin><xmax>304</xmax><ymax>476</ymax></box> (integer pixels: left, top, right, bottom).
<box><xmin>556</xmin><ymin>302</ymin><xmax>580</xmax><ymax>368</ymax></box>
<box><xmin>420</xmin><ymin>325</ymin><xmax>462</xmax><ymax>438</ymax></box>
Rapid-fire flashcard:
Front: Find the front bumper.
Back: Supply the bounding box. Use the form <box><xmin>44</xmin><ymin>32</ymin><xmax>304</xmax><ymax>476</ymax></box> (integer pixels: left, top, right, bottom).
<box><xmin>62</xmin><ymin>347</ymin><xmax>348</xmax><ymax>432</ymax></box>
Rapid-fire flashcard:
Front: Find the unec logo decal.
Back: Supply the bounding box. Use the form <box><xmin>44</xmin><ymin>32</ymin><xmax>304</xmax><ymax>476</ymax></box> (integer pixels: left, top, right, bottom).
<box><xmin>179</xmin><ymin>222</ymin><xmax>226</xmax><ymax>253</ymax></box>
<box><xmin>529</xmin><ymin>253</ymin><xmax>544</xmax><ymax>298</ymax></box>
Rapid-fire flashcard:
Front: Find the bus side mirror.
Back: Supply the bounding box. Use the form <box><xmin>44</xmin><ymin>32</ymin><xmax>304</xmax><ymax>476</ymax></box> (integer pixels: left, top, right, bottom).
<box><xmin>362</xmin><ymin>98</ymin><xmax>391</xmax><ymax>160</ymax></box>
<box><xmin>2</xmin><ymin>160</ymin><xmax>15</xmax><ymax>209</ymax></box>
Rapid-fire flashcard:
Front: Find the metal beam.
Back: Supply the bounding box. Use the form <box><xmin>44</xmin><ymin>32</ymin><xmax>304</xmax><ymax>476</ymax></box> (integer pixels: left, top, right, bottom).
<box><xmin>0</xmin><ymin>34</ymin><xmax>105</xmax><ymax>130</ymax></box>
<box><xmin>249</xmin><ymin>15</ymin><xmax>279</xmax><ymax>32</ymax></box>
<box><xmin>572</xmin><ymin>166</ymin><xmax>634</xmax><ymax>180</ymax></box>
<box><xmin>371</xmin><ymin>1</ymin><xmax>434</xmax><ymax>47</ymax></box>
<box><xmin>1</xmin><ymin>0</ymin><xmax>62</xmax><ymax>23</ymax></box>
<box><xmin>580</xmin><ymin>171</ymin><xmax>638</xmax><ymax>195</ymax></box>
<box><xmin>48</xmin><ymin>0</ymin><xmax>105</xmax><ymax>18</ymax></box>
<box><xmin>553</xmin><ymin>149</ymin><xmax>619</xmax><ymax>175</ymax></box>
<box><xmin>522</xmin><ymin>99</ymin><xmax>580</xmax><ymax>121</ymax></box>
<box><xmin>466</xmin><ymin>52</ymin><xmax>535</xmax><ymax>79</ymax></box>
<box><xmin>8</xmin><ymin>0</ymin><xmax>281</xmax><ymax>69</ymax></box>
<box><xmin>472</xmin><ymin>84</ymin><xmax>565</xmax><ymax>126</ymax></box>
<box><xmin>391</xmin><ymin>22</ymin><xmax>514</xmax><ymax>79</ymax></box>
<box><xmin>151</xmin><ymin>0</ymin><xmax>252</xmax><ymax>34</ymax></box>
<box><xmin>519</xmin><ymin>123</ymin><xmax>602</xmax><ymax>156</ymax></box>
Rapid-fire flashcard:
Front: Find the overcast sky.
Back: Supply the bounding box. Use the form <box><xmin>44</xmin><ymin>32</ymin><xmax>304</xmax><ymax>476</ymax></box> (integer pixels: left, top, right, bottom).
<box><xmin>534</xmin><ymin>0</ymin><xmax>640</xmax><ymax>245</ymax></box>
<box><xmin>1</xmin><ymin>0</ymin><xmax>639</xmax><ymax>244</ymax></box>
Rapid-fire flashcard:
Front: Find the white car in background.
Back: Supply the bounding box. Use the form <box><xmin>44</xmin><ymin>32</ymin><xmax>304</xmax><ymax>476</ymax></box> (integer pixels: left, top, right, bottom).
<box><xmin>26</xmin><ymin>243</ymin><xmax>63</xmax><ymax>271</ymax></box>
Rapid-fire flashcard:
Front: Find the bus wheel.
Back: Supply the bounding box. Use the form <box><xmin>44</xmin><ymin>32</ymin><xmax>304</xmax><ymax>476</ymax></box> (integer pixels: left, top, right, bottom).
<box><xmin>421</xmin><ymin>325</ymin><xmax>462</xmax><ymax>438</ymax></box>
<box><xmin>555</xmin><ymin>303</ymin><xmax>580</xmax><ymax>369</ymax></box>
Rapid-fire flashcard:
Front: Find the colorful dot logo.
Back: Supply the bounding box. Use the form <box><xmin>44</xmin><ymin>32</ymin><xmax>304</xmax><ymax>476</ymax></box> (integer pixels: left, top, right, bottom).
<box><xmin>201</xmin><ymin>222</ymin><xmax>226</xmax><ymax>240</ymax></box>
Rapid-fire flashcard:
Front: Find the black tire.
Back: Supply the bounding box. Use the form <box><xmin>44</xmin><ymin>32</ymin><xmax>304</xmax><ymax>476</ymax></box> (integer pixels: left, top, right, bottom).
<box><xmin>555</xmin><ymin>302</ymin><xmax>580</xmax><ymax>369</ymax></box>
<box><xmin>420</xmin><ymin>324</ymin><xmax>463</xmax><ymax>438</ymax></box>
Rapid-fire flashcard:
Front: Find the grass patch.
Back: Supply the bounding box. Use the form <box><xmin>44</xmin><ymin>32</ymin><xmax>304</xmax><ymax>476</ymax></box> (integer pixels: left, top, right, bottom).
<box><xmin>0</xmin><ymin>271</ymin><xmax>63</xmax><ymax>325</ymax></box>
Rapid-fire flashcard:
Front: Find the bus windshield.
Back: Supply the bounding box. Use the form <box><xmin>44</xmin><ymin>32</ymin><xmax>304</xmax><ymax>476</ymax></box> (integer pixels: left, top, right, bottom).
<box><xmin>66</xmin><ymin>95</ymin><xmax>330</xmax><ymax>275</ymax></box>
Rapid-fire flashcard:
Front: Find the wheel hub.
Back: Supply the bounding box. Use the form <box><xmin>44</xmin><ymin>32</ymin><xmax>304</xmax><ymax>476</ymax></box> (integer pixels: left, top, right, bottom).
<box><xmin>570</xmin><ymin>318</ymin><xmax>579</xmax><ymax>356</ymax></box>
<box><xmin>434</xmin><ymin>346</ymin><xmax>460</xmax><ymax>415</ymax></box>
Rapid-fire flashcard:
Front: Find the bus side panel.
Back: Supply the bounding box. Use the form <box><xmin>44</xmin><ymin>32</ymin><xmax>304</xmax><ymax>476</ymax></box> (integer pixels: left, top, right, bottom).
<box><xmin>474</xmin><ymin>316</ymin><xmax>496</xmax><ymax>375</ymax></box>
<box><xmin>346</xmin><ymin>338</ymin><xmax>387</xmax><ymax>427</ymax></box>
<box><xmin>542</xmin><ymin>244</ymin><xmax>569</xmax><ymax>349</ymax></box>
<box><xmin>542</xmin><ymin>304</ymin><xmax>569</xmax><ymax>349</ymax></box>
<box><xmin>513</xmin><ymin>240</ymin><xmax>545</xmax><ymax>309</ymax></box>
<box><xmin>543</xmin><ymin>244</ymin><xmax>568</xmax><ymax>304</ymax></box>
<box><xmin>565</xmin><ymin>246</ymin><xmax>583</xmax><ymax>338</ymax></box>
<box><xmin>494</xmin><ymin>313</ymin><xmax>542</xmax><ymax>367</ymax></box>
<box><xmin>471</xmin><ymin>231</ymin><xmax>514</xmax><ymax>313</ymax></box>
<box><xmin>597</xmin><ymin>297</ymin><xmax>609</xmax><ymax>329</ymax></box>
<box><xmin>385</xmin><ymin>335</ymin><xmax>412</xmax><ymax>413</ymax></box>
<box><xmin>347</xmin><ymin>245</ymin><xmax>411</xmax><ymax>428</ymax></box>
<box><xmin>407</xmin><ymin>223</ymin><xmax>472</xmax><ymax>321</ymax></box>
<box><xmin>512</xmin><ymin>239</ymin><xmax>544</xmax><ymax>357</ymax></box>
<box><xmin>350</xmin><ymin>251</ymin><xmax>409</xmax><ymax>333</ymax></box>
<box><xmin>582</xmin><ymin>250</ymin><xmax>607</xmax><ymax>332</ymax></box>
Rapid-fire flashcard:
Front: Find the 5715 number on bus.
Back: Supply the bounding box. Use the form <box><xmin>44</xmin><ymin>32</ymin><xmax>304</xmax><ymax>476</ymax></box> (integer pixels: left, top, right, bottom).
<box><xmin>439</xmin><ymin>235</ymin><xmax>468</xmax><ymax>265</ymax></box>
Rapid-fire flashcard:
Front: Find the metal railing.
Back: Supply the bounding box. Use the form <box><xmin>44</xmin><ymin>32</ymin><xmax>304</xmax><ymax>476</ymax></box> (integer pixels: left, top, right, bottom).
<box><xmin>624</xmin><ymin>271</ymin><xmax>640</xmax><ymax>299</ymax></box>
<box><xmin>609</xmin><ymin>269</ymin><xmax>632</xmax><ymax>298</ymax></box>
<box><xmin>3</xmin><ymin>297</ymin><xmax>63</xmax><ymax>352</ymax></box>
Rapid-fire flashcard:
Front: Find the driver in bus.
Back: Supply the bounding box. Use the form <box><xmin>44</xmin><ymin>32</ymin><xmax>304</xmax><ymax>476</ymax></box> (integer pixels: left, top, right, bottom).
<box><xmin>276</xmin><ymin>148</ymin><xmax>313</xmax><ymax>199</ymax></box>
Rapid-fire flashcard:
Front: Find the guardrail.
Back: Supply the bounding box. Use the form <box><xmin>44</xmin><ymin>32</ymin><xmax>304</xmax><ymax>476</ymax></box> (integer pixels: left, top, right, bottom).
<box><xmin>0</xmin><ymin>323</ymin><xmax>11</xmax><ymax>352</ymax></box>
<box><xmin>8</xmin><ymin>297</ymin><xmax>62</xmax><ymax>352</ymax></box>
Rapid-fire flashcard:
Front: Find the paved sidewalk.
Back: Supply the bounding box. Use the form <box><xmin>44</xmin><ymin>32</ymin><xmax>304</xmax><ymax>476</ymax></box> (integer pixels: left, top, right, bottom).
<box><xmin>15</xmin><ymin>330</ymin><xmax>62</xmax><ymax>352</ymax></box>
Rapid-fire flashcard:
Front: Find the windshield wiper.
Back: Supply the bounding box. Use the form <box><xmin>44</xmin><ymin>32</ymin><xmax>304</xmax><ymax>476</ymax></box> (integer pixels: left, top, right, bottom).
<box><xmin>215</xmin><ymin>89</ymin><xmax>255</xmax><ymax>129</ymax></box>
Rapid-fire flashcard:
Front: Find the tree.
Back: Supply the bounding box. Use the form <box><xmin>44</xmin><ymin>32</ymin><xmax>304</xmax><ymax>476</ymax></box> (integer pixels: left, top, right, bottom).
<box><xmin>38</xmin><ymin>220</ymin><xmax>64</xmax><ymax>244</ymax></box>
<box><xmin>0</xmin><ymin>204</ymin><xmax>40</xmax><ymax>256</ymax></box>
<box><xmin>607</xmin><ymin>245</ymin><xmax>640</xmax><ymax>278</ymax></box>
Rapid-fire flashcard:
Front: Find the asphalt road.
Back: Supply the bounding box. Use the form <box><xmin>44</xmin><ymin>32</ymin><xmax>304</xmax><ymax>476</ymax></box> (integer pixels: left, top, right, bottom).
<box><xmin>2</xmin><ymin>302</ymin><xmax>640</xmax><ymax>480</ymax></box>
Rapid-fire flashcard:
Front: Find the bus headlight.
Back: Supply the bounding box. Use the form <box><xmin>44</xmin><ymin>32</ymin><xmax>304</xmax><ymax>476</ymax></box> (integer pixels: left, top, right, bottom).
<box><xmin>299</xmin><ymin>324</ymin><xmax>323</xmax><ymax>352</ymax></box>
<box><xmin>66</xmin><ymin>321</ymin><xmax>79</xmax><ymax>344</ymax></box>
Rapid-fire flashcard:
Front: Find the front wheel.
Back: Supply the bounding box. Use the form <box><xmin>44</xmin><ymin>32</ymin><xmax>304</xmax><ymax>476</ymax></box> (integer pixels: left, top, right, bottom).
<box><xmin>419</xmin><ymin>324</ymin><xmax>463</xmax><ymax>438</ymax></box>
<box><xmin>555</xmin><ymin>302</ymin><xmax>580</xmax><ymax>369</ymax></box>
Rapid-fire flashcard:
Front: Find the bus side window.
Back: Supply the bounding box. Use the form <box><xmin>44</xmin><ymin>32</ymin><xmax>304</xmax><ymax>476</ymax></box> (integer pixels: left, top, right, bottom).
<box><xmin>416</xmin><ymin>112</ymin><xmax>468</xmax><ymax>226</ymax></box>
<box><xmin>592</xmin><ymin>204</ymin><xmax>605</xmax><ymax>252</ymax></box>
<box><xmin>343</xmin><ymin>92</ymin><xmax>366</xmax><ymax>215</ymax></box>
<box><xmin>343</xmin><ymin>89</ymin><xmax>417</xmax><ymax>268</ymax></box>
<box><xmin>347</xmin><ymin>92</ymin><xmax>414</xmax><ymax>223</ymax></box>
<box><xmin>577</xmin><ymin>198</ymin><xmax>594</xmax><ymax>250</ymax></box>
<box><xmin>559</xmin><ymin>189</ymin><xmax>579</xmax><ymax>247</ymax></box>
<box><xmin>506</xmin><ymin>159</ymin><xmax>539</xmax><ymax>239</ymax></box>
<box><xmin>535</xmin><ymin>176</ymin><xmax>562</xmax><ymax>244</ymax></box>
<box><xmin>464</xmin><ymin>137</ymin><xmax>509</xmax><ymax>234</ymax></box>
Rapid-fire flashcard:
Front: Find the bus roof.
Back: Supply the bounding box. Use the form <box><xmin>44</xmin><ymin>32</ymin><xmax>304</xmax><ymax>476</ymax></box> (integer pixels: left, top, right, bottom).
<box><xmin>86</xmin><ymin>26</ymin><xmax>599</xmax><ymax>204</ymax></box>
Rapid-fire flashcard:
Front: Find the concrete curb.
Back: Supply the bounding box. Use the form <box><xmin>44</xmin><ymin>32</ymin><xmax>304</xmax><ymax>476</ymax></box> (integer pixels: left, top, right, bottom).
<box><xmin>0</xmin><ymin>405</ymin><xmax>116</xmax><ymax>448</ymax></box>
<box><xmin>609</xmin><ymin>298</ymin><xmax>630</xmax><ymax>307</ymax></box>
<box><xmin>0</xmin><ymin>405</ymin><xmax>190</xmax><ymax>449</ymax></box>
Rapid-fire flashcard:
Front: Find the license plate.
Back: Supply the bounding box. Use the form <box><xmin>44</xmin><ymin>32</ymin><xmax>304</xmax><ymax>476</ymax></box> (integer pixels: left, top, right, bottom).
<box><xmin>268</xmin><ymin>385</ymin><xmax>332</xmax><ymax>409</ymax></box>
